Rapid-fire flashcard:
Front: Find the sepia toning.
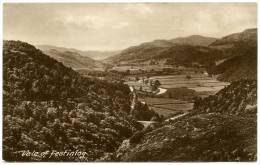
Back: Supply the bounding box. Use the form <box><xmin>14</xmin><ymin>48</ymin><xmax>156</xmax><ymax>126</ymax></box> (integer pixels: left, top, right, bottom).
<box><xmin>2</xmin><ymin>3</ymin><xmax>257</xmax><ymax>162</ymax></box>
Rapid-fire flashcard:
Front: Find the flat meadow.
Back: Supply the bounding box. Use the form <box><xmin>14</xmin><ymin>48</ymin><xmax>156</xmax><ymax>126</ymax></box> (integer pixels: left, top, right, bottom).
<box><xmin>125</xmin><ymin>73</ymin><xmax>229</xmax><ymax>118</ymax></box>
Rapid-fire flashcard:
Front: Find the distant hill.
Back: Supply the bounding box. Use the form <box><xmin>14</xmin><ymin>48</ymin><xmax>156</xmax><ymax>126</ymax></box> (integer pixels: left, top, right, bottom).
<box><xmin>104</xmin><ymin>35</ymin><xmax>218</xmax><ymax>64</ymax></box>
<box><xmin>213</xmin><ymin>50</ymin><xmax>256</xmax><ymax>81</ymax></box>
<box><xmin>106</xmin><ymin>28</ymin><xmax>257</xmax><ymax>82</ymax></box>
<box><xmin>210</xmin><ymin>28</ymin><xmax>257</xmax><ymax>81</ymax></box>
<box><xmin>136</xmin><ymin>35</ymin><xmax>217</xmax><ymax>48</ymax></box>
<box><xmin>117</xmin><ymin>80</ymin><xmax>257</xmax><ymax>161</ymax></box>
<box><xmin>41</xmin><ymin>48</ymin><xmax>104</xmax><ymax>70</ymax></box>
<box><xmin>210</xmin><ymin>28</ymin><xmax>257</xmax><ymax>48</ymax></box>
<box><xmin>170</xmin><ymin>35</ymin><xmax>217</xmax><ymax>46</ymax></box>
<box><xmin>106</xmin><ymin>43</ymin><xmax>226</xmax><ymax>68</ymax></box>
<box><xmin>37</xmin><ymin>44</ymin><xmax>121</xmax><ymax>60</ymax></box>
<box><xmin>139</xmin><ymin>40</ymin><xmax>175</xmax><ymax>48</ymax></box>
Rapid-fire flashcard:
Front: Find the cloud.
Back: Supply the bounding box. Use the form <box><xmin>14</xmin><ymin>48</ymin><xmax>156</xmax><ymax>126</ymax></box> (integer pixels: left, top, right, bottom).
<box><xmin>4</xmin><ymin>3</ymin><xmax>256</xmax><ymax>50</ymax></box>
<box><xmin>125</xmin><ymin>4</ymin><xmax>155</xmax><ymax>15</ymax></box>
<box><xmin>59</xmin><ymin>15</ymin><xmax>102</xmax><ymax>29</ymax></box>
<box><xmin>56</xmin><ymin>15</ymin><xmax>130</xmax><ymax>30</ymax></box>
<box><xmin>113</xmin><ymin>22</ymin><xmax>130</xmax><ymax>29</ymax></box>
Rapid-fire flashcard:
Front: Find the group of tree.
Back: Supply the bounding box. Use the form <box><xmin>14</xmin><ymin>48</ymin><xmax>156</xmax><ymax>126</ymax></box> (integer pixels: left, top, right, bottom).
<box><xmin>3</xmin><ymin>40</ymin><xmax>144</xmax><ymax>161</ymax></box>
<box><xmin>194</xmin><ymin>80</ymin><xmax>257</xmax><ymax>115</ymax></box>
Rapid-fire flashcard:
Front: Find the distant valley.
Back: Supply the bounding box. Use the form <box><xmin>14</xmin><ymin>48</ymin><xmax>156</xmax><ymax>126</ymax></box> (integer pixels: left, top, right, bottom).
<box><xmin>4</xmin><ymin>28</ymin><xmax>257</xmax><ymax>162</ymax></box>
<box><xmin>38</xmin><ymin>28</ymin><xmax>257</xmax><ymax>81</ymax></box>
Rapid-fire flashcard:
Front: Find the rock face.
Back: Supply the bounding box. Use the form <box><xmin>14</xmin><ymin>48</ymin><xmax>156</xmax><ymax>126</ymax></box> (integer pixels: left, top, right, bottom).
<box><xmin>117</xmin><ymin>80</ymin><xmax>257</xmax><ymax>162</ymax></box>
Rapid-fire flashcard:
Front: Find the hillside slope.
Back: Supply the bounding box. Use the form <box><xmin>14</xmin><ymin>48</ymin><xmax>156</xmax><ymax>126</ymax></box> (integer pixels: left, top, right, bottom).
<box><xmin>37</xmin><ymin>44</ymin><xmax>120</xmax><ymax>60</ymax></box>
<box><xmin>108</xmin><ymin>44</ymin><xmax>226</xmax><ymax>67</ymax></box>
<box><xmin>42</xmin><ymin>49</ymin><xmax>104</xmax><ymax>70</ymax></box>
<box><xmin>3</xmin><ymin>40</ymin><xmax>143</xmax><ymax>161</ymax></box>
<box><xmin>106</xmin><ymin>28</ymin><xmax>257</xmax><ymax>82</ymax></box>
<box><xmin>210</xmin><ymin>28</ymin><xmax>257</xmax><ymax>48</ymax></box>
<box><xmin>213</xmin><ymin>50</ymin><xmax>256</xmax><ymax>81</ymax></box>
<box><xmin>117</xmin><ymin>80</ymin><xmax>257</xmax><ymax>161</ymax></box>
<box><xmin>210</xmin><ymin>28</ymin><xmax>257</xmax><ymax>81</ymax></box>
<box><xmin>170</xmin><ymin>35</ymin><xmax>216</xmax><ymax>46</ymax></box>
<box><xmin>104</xmin><ymin>35</ymin><xmax>218</xmax><ymax>64</ymax></box>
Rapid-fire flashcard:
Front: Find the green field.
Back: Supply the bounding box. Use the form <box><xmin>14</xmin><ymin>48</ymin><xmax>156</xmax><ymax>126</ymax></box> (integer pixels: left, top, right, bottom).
<box><xmin>126</xmin><ymin>73</ymin><xmax>229</xmax><ymax>117</ymax></box>
<box><xmin>152</xmin><ymin>74</ymin><xmax>229</xmax><ymax>93</ymax></box>
<box><xmin>139</xmin><ymin>97</ymin><xmax>193</xmax><ymax>117</ymax></box>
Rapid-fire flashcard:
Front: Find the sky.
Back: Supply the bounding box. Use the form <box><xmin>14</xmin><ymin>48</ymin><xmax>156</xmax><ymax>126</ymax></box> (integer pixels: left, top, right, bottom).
<box><xmin>3</xmin><ymin>3</ymin><xmax>257</xmax><ymax>51</ymax></box>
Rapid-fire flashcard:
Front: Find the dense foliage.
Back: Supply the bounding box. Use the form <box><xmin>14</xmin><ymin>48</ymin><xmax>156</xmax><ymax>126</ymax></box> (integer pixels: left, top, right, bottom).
<box><xmin>209</xmin><ymin>28</ymin><xmax>257</xmax><ymax>81</ymax></box>
<box><xmin>3</xmin><ymin>40</ymin><xmax>143</xmax><ymax>161</ymax></box>
<box><xmin>212</xmin><ymin>44</ymin><xmax>257</xmax><ymax>81</ymax></box>
<box><xmin>194</xmin><ymin>80</ymin><xmax>257</xmax><ymax>115</ymax></box>
<box><xmin>117</xmin><ymin>113</ymin><xmax>256</xmax><ymax>161</ymax></box>
<box><xmin>154</xmin><ymin>45</ymin><xmax>226</xmax><ymax>68</ymax></box>
<box><xmin>131</xmin><ymin>101</ymin><xmax>161</xmax><ymax>121</ymax></box>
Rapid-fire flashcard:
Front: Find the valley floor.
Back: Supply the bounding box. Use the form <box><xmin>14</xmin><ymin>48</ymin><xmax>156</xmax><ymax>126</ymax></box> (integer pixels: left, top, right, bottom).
<box><xmin>125</xmin><ymin>73</ymin><xmax>229</xmax><ymax>118</ymax></box>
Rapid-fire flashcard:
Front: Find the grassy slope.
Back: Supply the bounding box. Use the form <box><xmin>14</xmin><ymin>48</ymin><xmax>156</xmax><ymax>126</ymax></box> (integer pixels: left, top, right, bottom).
<box><xmin>117</xmin><ymin>80</ymin><xmax>257</xmax><ymax>161</ymax></box>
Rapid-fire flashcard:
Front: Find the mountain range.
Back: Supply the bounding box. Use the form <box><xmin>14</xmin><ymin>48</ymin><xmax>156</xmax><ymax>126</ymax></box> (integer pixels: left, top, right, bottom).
<box><xmin>37</xmin><ymin>28</ymin><xmax>256</xmax><ymax>82</ymax></box>
<box><xmin>104</xmin><ymin>35</ymin><xmax>217</xmax><ymax>64</ymax></box>
<box><xmin>105</xmin><ymin>28</ymin><xmax>257</xmax><ymax>81</ymax></box>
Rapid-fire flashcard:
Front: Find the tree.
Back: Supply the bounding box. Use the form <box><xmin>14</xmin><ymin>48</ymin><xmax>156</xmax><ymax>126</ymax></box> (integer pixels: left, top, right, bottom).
<box><xmin>186</xmin><ymin>75</ymin><xmax>192</xmax><ymax>79</ymax></box>
<box><xmin>154</xmin><ymin>80</ymin><xmax>161</xmax><ymax>88</ymax></box>
<box><xmin>150</xmin><ymin>80</ymin><xmax>161</xmax><ymax>91</ymax></box>
<box><xmin>139</xmin><ymin>86</ymin><xmax>143</xmax><ymax>91</ymax></box>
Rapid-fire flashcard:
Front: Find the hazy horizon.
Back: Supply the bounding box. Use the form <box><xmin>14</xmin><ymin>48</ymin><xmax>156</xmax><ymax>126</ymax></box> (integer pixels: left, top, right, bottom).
<box><xmin>4</xmin><ymin>3</ymin><xmax>257</xmax><ymax>51</ymax></box>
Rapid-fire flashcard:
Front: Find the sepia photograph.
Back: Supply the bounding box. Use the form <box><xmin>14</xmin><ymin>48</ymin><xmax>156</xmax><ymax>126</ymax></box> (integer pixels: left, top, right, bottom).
<box><xmin>2</xmin><ymin>1</ymin><xmax>258</xmax><ymax>162</ymax></box>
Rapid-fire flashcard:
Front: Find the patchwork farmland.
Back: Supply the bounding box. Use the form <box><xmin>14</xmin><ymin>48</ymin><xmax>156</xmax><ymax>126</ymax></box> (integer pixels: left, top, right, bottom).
<box><xmin>125</xmin><ymin>73</ymin><xmax>229</xmax><ymax>117</ymax></box>
<box><xmin>139</xmin><ymin>97</ymin><xmax>194</xmax><ymax>117</ymax></box>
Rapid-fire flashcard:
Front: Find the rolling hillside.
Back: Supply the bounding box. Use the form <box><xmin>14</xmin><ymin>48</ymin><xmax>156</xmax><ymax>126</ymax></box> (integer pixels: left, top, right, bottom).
<box><xmin>104</xmin><ymin>35</ymin><xmax>218</xmax><ymax>64</ymax></box>
<box><xmin>3</xmin><ymin>40</ymin><xmax>143</xmax><ymax>161</ymax></box>
<box><xmin>41</xmin><ymin>49</ymin><xmax>104</xmax><ymax>70</ymax></box>
<box><xmin>107</xmin><ymin>43</ymin><xmax>227</xmax><ymax>69</ymax></box>
<box><xmin>116</xmin><ymin>80</ymin><xmax>257</xmax><ymax>161</ymax></box>
<box><xmin>106</xmin><ymin>28</ymin><xmax>257</xmax><ymax>82</ymax></box>
<box><xmin>210</xmin><ymin>28</ymin><xmax>257</xmax><ymax>48</ymax></box>
<box><xmin>37</xmin><ymin>44</ymin><xmax>120</xmax><ymax>60</ymax></box>
<box><xmin>211</xmin><ymin>28</ymin><xmax>257</xmax><ymax>81</ymax></box>
<box><xmin>170</xmin><ymin>35</ymin><xmax>216</xmax><ymax>46</ymax></box>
